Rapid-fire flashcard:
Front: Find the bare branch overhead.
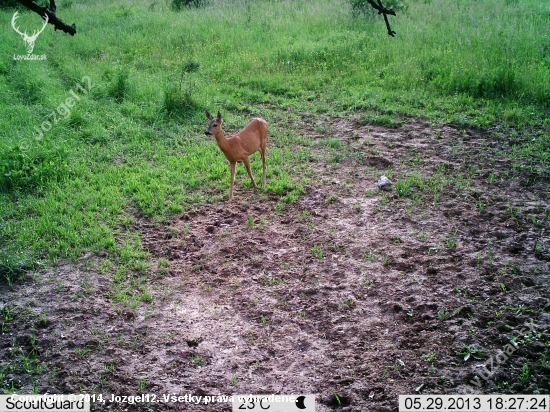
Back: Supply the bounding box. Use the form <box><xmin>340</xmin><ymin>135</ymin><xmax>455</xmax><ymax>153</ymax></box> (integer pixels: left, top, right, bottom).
<box><xmin>15</xmin><ymin>0</ymin><xmax>76</xmax><ymax>36</ymax></box>
<box><xmin>364</xmin><ymin>0</ymin><xmax>397</xmax><ymax>36</ymax></box>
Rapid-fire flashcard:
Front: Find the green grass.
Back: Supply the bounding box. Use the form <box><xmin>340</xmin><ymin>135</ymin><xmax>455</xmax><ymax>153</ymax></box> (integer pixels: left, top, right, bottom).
<box><xmin>0</xmin><ymin>0</ymin><xmax>549</xmax><ymax>279</ymax></box>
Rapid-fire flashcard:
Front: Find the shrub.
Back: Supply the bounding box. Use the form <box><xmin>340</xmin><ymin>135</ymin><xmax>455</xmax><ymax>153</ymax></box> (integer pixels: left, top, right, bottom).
<box><xmin>0</xmin><ymin>0</ymin><xmax>23</xmax><ymax>9</ymax></box>
<box><xmin>172</xmin><ymin>0</ymin><xmax>207</xmax><ymax>10</ymax></box>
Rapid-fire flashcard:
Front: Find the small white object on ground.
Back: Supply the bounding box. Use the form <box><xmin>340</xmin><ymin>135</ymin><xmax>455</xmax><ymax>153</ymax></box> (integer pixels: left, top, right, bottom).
<box><xmin>377</xmin><ymin>175</ymin><xmax>392</xmax><ymax>189</ymax></box>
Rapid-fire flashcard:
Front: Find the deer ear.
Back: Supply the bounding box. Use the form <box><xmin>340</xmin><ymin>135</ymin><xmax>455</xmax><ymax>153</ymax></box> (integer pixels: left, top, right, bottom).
<box><xmin>217</xmin><ymin>111</ymin><xmax>223</xmax><ymax>122</ymax></box>
<box><xmin>205</xmin><ymin>110</ymin><xmax>213</xmax><ymax>120</ymax></box>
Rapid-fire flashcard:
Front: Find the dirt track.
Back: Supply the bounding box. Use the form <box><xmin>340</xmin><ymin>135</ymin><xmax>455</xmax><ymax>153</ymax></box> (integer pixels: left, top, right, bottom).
<box><xmin>1</xmin><ymin>116</ymin><xmax>549</xmax><ymax>411</ymax></box>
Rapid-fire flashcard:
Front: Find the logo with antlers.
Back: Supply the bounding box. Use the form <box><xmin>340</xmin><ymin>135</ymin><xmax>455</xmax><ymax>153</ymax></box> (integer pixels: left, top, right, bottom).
<box><xmin>11</xmin><ymin>12</ymin><xmax>49</xmax><ymax>54</ymax></box>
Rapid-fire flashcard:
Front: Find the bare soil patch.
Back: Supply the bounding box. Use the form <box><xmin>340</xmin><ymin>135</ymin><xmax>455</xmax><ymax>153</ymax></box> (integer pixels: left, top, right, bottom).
<box><xmin>1</xmin><ymin>116</ymin><xmax>549</xmax><ymax>411</ymax></box>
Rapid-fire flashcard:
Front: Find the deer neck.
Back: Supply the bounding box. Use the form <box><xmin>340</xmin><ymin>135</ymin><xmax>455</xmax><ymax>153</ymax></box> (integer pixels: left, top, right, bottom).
<box><xmin>213</xmin><ymin>129</ymin><xmax>230</xmax><ymax>151</ymax></box>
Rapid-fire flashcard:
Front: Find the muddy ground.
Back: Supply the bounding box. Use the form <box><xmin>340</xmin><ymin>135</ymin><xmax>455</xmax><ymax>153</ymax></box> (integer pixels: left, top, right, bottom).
<box><xmin>1</xmin><ymin>115</ymin><xmax>549</xmax><ymax>411</ymax></box>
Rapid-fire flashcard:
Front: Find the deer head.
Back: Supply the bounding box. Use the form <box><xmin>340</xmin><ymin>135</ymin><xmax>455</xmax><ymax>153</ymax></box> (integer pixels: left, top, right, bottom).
<box><xmin>204</xmin><ymin>110</ymin><xmax>223</xmax><ymax>136</ymax></box>
<box><xmin>11</xmin><ymin>12</ymin><xmax>49</xmax><ymax>54</ymax></box>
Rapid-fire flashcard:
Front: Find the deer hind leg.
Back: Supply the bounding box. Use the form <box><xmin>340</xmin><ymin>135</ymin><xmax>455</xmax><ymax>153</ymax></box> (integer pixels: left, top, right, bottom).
<box><xmin>242</xmin><ymin>157</ymin><xmax>258</xmax><ymax>192</ymax></box>
<box><xmin>229</xmin><ymin>161</ymin><xmax>236</xmax><ymax>201</ymax></box>
<box><xmin>261</xmin><ymin>149</ymin><xmax>267</xmax><ymax>189</ymax></box>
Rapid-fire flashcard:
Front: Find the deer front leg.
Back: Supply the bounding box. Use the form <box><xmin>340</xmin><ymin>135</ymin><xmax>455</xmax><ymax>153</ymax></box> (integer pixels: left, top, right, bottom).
<box><xmin>229</xmin><ymin>161</ymin><xmax>236</xmax><ymax>201</ymax></box>
<box><xmin>243</xmin><ymin>157</ymin><xmax>258</xmax><ymax>193</ymax></box>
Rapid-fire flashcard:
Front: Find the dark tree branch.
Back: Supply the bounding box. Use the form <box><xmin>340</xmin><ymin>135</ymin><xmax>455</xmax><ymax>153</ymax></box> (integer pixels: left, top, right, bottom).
<box><xmin>15</xmin><ymin>0</ymin><xmax>76</xmax><ymax>36</ymax></box>
<box><xmin>365</xmin><ymin>0</ymin><xmax>396</xmax><ymax>37</ymax></box>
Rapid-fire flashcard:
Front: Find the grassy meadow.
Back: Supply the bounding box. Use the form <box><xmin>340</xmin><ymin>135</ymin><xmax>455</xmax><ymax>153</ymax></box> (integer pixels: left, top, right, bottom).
<box><xmin>1</xmin><ymin>0</ymin><xmax>549</xmax><ymax>283</ymax></box>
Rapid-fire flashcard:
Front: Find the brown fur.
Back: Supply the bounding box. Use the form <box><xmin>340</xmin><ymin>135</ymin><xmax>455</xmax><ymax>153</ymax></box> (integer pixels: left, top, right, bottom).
<box><xmin>205</xmin><ymin>110</ymin><xmax>268</xmax><ymax>201</ymax></box>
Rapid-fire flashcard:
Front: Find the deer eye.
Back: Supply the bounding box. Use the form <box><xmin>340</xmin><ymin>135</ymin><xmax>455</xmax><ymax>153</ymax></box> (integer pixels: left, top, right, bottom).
<box><xmin>212</xmin><ymin>124</ymin><xmax>218</xmax><ymax>127</ymax></box>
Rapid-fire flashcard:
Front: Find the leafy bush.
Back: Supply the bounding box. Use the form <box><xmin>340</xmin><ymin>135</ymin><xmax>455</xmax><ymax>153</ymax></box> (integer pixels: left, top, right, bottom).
<box><xmin>172</xmin><ymin>0</ymin><xmax>207</xmax><ymax>10</ymax></box>
<box><xmin>182</xmin><ymin>59</ymin><xmax>201</xmax><ymax>74</ymax></box>
<box><xmin>0</xmin><ymin>0</ymin><xmax>23</xmax><ymax>9</ymax></box>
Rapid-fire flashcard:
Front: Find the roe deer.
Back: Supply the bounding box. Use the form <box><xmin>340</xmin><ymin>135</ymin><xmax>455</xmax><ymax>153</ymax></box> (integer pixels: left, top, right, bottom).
<box><xmin>205</xmin><ymin>110</ymin><xmax>268</xmax><ymax>201</ymax></box>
